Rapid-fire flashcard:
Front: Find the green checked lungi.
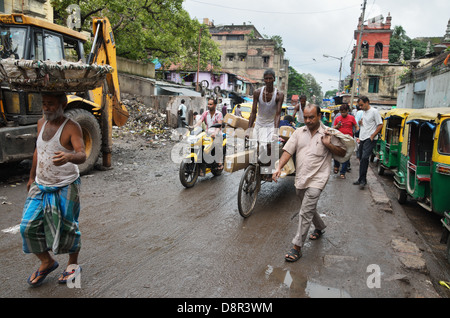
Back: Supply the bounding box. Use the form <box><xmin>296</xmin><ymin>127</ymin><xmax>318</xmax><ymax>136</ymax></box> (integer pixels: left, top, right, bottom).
<box><xmin>20</xmin><ymin>178</ymin><xmax>81</xmax><ymax>255</ymax></box>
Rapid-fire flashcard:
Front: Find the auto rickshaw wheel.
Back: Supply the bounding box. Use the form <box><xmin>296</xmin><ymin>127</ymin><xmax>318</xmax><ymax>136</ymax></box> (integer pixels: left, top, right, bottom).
<box><xmin>377</xmin><ymin>163</ymin><xmax>385</xmax><ymax>176</ymax></box>
<box><xmin>397</xmin><ymin>189</ymin><xmax>407</xmax><ymax>204</ymax></box>
<box><xmin>238</xmin><ymin>165</ymin><xmax>260</xmax><ymax>218</ymax></box>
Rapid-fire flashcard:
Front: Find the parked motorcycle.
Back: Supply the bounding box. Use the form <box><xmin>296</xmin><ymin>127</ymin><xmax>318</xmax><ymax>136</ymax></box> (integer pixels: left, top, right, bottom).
<box><xmin>179</xmin><ymin>124</ymin><xmax>226</xmax><ymax>188</ymax></box>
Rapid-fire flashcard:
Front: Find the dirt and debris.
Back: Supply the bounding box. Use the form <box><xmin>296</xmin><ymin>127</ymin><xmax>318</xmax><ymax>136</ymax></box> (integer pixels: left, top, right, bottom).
<box><xmin>113</xmin><ymin>93</ymin><xmax>177</xmax><ymax>147</ymax></box>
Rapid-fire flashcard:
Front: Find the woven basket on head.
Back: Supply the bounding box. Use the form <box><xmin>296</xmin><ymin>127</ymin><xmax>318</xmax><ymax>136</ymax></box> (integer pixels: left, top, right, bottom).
<box><xmin>0</xmin><ymin>58</ymin><xmax>113</xmax><ymax>92</ymax></box>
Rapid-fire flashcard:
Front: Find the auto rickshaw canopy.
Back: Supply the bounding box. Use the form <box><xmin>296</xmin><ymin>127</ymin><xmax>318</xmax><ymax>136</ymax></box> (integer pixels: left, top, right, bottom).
<box><xmin>380</xmin><ymin>108</ymin><xmax>415</xmax><ymax>142</ymax></box>
<box><xmin>401</xmin><ymin>107</ymin><xmax>450</xmax><ymax>161</ymax></box>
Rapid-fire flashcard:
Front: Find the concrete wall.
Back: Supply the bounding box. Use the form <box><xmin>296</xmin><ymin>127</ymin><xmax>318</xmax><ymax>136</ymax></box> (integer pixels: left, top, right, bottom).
<box><xmin>117</xmin><ymin>57</ymin><xmax>155</xmax><ymax>79</ymax></box>
<box><xmin>424</xmin><ymin>71</ymin><xmax>450</xmax><ymax>108</ymax></box>
<box><xmin>118</xmin><ymin>73</ymin><xmax>155</xmax><ymax>107</ymax></box>
<box><xmin>397</xmin><ymin>85</ymin><xmax>414</xmax><ymax>108</ymax></box>
<box><xmin>397</xmin><ymin>70</ymin><xmax>450</xmax><ymax>109</ymax></box>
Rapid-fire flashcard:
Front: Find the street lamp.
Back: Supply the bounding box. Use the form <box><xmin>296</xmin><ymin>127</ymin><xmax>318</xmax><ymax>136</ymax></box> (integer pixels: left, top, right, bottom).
<box><xmin>323</xmin><ymin>54</ymin><xmax>343</xmax><ymax>92</ymax></box>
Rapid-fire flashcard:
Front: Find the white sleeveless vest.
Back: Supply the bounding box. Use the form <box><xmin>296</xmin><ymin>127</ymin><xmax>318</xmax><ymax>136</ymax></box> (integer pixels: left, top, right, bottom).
<box><xmin>256</xmin><ymin>87</ymin><xmax>278</xmax><ymax>127</ymax></box>
<box><xmin>35</xmin><ymin>118</ymin><xmax>80</xmax><ymax>187</ymax></box>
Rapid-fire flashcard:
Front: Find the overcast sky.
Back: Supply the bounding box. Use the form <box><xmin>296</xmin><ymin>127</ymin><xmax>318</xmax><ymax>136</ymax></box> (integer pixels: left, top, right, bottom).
<box><xmin>183</xmin><ymin>0</ymin><xmax>450</xmax><ymax>95</ymax></box>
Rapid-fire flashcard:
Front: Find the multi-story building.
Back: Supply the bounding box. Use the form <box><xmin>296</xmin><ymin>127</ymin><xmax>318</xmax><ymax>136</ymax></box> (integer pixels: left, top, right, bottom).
<box><xmin>0</xmin><ymin>0</ymin><xmax>53</xmax><ymax>21</ymax></box>
<box><xmin>351</xmin><ymin>13</ymin><xmax>407</xmax><ymax>108</ymax></box>
<box><xmin>207</xmin><ymin>19</ymin><xmax>289</xmax><ymax>100</ymax></box>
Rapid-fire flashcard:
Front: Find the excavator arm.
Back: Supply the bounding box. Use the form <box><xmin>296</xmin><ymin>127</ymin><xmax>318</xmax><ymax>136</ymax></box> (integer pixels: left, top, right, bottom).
<box><xmin>87</xmin><ymin>17</ymin><xmax>129</xmax><ymax>167</ymax></box>
<box><xmin>89</xmin><ymin>17</ymin><xmax>128</xmax><ymax>126</ymax></box>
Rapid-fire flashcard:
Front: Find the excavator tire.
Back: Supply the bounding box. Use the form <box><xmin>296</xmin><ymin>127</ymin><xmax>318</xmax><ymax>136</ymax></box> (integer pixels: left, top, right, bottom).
<box><xmin>65</xmin><ymin>108</ymin><xmax>102</xmax><ymax>175</ymax></box>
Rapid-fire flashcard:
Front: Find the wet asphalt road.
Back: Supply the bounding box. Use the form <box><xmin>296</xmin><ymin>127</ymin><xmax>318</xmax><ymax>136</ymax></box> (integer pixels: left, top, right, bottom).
<box><xmin>1</xmin><ymin>139</ymin><xmax>449</xmax><ymax>299</ymax></box>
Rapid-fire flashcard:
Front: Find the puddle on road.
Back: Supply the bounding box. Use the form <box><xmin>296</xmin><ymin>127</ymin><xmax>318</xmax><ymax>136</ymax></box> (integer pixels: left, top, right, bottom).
<box><xmin>264</xmin><ymin>265</ymin><xmax>351</xmax><ymax>298</ymax></box>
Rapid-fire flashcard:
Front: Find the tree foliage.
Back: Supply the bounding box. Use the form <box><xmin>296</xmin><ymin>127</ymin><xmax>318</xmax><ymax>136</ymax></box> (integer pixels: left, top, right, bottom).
<box><xmin>287</xmin><ymin>67</ymin><xmax>323</xmax><ymax>105</ymax></box>
<box><xmin>324</xmin><ymin>89</ymin><xmax>338</xmax><ymax>98</ymax></box>
<box><xmin>51</xmin><ymin>0</ymin><xmax>221</xmax><ymax>70</ymax></box>
<box><xmin>287</xmin><ymin>66</ymin><xmax>305</xmax><ymax>98</ymax></box>
<box><xmin>389</xmin><ymin>25</ymin><xmax>429</xmax><ymax>63</ymax></box>
<box><xmin>262</xmin><ymin>34</ymin><xmax>284</xmax><ymax>54</ymax></box>
<box><xmin>302</xmin><ymin>73</ymin><xmax>323</xmax><ymax>105</ymax></box>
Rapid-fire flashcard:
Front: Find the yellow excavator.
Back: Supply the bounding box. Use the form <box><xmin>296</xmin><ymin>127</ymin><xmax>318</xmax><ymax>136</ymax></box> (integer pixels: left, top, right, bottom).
<box><xmin>0</xmin><ymin>13</ymin><xmax>129</xmax><ymax>174</ymax></box>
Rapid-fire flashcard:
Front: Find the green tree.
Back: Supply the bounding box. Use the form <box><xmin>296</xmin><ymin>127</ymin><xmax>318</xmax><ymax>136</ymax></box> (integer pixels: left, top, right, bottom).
<box><xmin>287</xmin><ymin>66</ymin><xmax>306</xmax><ymax>99</ymax></box>
<box><xmin>303</xmin><ymin>73</ymin><xmax>323</xmax><ymax>105</ymax></box>
<box><xmin>389</xmin><ymin>25</ymin><xmax>428</xmax><ymax>63</ymax></box>
<box><xmin>51</xmin><ymin>0</ymin><xmax>221</xmax><ymax>70</ymax></box>
<box><xmin>262</xmin><ymin>34</ymin><xmax>284</xmax><ymax>54</ymax></box>
<box><xmin>325</xmin><ymin>89</ymin><xmax>338</xmax><ymax>98</ymax></box>
<box><xmin>287</xmin><ymin>67</ymin><xmax>323</xmax><ymax>105</ymax></box>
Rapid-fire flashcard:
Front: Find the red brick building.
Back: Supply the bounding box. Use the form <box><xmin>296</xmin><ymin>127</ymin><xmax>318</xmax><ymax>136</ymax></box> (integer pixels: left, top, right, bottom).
<box><xmin>350</xmin><ymin>13</ymin><xmax>407</xmax><ymax>107</ymax></box>
<box><xmin>353</xmin><ymin>13</ymin><xmax>393</xmax><ymax>70</ymax></box>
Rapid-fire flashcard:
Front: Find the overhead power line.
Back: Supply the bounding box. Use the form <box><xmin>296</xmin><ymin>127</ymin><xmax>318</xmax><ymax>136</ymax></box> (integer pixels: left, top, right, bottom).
<box><xmin>188</xmin><ymin>0</ymin><xmax>359</xmax><ymax>15</ymax></box>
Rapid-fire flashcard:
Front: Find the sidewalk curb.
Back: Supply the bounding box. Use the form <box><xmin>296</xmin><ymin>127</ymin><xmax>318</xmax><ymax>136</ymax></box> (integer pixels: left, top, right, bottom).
<box><xmin>367</xmin><ymin>164</ymin><xmax>393</xmax><ymax>213</ymax></box>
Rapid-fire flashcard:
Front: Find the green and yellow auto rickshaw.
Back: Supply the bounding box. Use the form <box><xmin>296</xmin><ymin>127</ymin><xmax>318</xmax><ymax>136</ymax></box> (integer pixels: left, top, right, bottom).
<box><xmin>376</xmin><ymin>108</ymin><xmax>414</xmax><ymax>175</ymax></box>
<box><xmin>394</xmin><ymin>108</ymin><xmax>450</xmax><ymax>215</ymax></box>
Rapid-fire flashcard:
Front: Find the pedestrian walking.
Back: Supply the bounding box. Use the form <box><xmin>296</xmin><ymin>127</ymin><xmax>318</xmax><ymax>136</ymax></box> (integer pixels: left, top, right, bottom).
<box><xmin>332</xmin><ymin>103</ymin><xmax>358</xmax><ymax>179</ymax></box>
<box><xmin>221</xmin><ymin>103</ymin><xmax>228</xmax><ymax>117</ymax></box>
<box><xmin>353</xmin><ymin>96</ymin><xmax>383</xmax><ymax>189</ymax></box>
<box><xmin>272</xmin><ymin>104</ymin><xmax>346</xmax><ymax>262</ymax></box>
<box><xmin>178</xmin><ymin>99</ymin><xmax>187</xmax><ymax>128</ymax></box>
<box><xmin>20</xmin><ymin>92</ymin><xmax>86</xmax><ymax>287</ymax></box>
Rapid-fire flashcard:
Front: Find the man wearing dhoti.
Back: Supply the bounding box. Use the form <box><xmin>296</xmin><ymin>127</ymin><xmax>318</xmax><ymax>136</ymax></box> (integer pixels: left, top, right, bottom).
<box><xmin>20</xmin><ymin>92</ymin><xmax>86</xmax><ymax>287</ymax></box>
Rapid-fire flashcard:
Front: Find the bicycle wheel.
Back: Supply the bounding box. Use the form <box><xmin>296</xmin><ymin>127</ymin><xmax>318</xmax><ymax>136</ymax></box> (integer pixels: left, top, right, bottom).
<box><xmin>238</xmin><ymin>165</ymin><xmax>260</xmax><ymax>218</ymax></box>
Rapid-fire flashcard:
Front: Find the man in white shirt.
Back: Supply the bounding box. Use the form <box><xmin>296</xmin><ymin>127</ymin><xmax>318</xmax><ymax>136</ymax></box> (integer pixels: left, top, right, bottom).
<box><xmin>353</xmin><ymin>96</ymin><xmax>382</xmax><ymax>189</ymax></box>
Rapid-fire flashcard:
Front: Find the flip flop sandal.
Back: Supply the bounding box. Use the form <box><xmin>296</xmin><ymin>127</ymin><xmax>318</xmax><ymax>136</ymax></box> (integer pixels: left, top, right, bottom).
<box><xmin>285</xmin><ymin>248</ymin><xmax>302</xmax><ymax>262</ymax></box>
<box><xmin>27</xmin><ymin>261</ymin><xmax>59</xmax><ymax>287</ymax></box>
<box><xmin>58</xmin><ymin>265</ymin><xmax>82</xmax><ymax>284</ymax></box>
<box><xmin>340</xmin><ymin>174</ymin><xmax>346</xmax><ymax>179</ymax></box>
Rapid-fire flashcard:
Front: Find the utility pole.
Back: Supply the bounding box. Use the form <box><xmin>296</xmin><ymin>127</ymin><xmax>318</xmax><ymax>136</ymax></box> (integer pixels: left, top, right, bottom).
<box><xmin>196</xmin><ymin>27</ymin><xmax>203</xmax><ymax>92</ymax></box>
<box><xmin>350</xmin><ymin>0</ymin><xmax>367</xmax><ymax>109</ymax></box>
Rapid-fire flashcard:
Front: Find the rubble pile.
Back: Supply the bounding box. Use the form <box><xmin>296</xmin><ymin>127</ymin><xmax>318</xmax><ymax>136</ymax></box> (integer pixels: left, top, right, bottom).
<box><xmin>113</xmin><ymin>93</ymin><xmax>175</xmax><ymax>147</ymax></box>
